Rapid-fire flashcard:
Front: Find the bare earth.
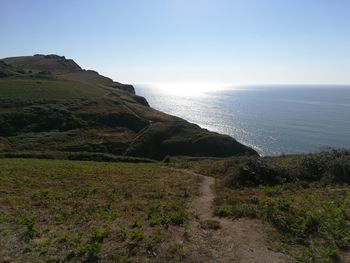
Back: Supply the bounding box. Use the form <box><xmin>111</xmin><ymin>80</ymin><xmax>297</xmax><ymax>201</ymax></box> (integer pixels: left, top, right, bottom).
<box><xmin>178</xmin><ymin>169</ymin><xmax>294</xmax><ymax>263</ymax></box>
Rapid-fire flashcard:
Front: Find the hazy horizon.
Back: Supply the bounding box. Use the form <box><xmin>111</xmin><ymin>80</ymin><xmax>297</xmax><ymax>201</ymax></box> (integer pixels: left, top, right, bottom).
<box><xmin>1</xmin><ymin>0</ymin><xmax>350</xmax><ymax>86</ymax></box>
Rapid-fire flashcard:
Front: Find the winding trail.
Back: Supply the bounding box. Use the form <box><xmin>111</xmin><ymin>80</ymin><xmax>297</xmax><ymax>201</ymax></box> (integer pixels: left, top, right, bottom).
<box><xmin>178</xmin><ymin>169</ymin><xmax>294</xmax><ymax>263</ymax></box>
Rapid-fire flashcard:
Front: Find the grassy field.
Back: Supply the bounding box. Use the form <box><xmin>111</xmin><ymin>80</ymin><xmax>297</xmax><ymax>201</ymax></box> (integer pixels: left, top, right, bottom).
<box><xmin>0</xmin><ymin>159</ymin><xmax>201</xmax><ymax>262</ymax></box>
<box><xmin>173</xmin><ymin>150</ymin><xmax>350</xmax><ymax>262</ymax></box>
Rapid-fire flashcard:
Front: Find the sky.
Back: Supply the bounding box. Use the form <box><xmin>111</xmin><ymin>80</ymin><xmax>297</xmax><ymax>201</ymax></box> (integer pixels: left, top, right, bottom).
<box><xmin>1</xmin><ymin>0</ymin><xmax>350</xmax><ymax>85</ymax></box>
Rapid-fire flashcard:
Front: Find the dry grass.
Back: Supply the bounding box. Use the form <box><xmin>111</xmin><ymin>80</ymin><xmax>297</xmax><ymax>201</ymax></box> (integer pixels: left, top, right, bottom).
<box><xmin>0</xmin><ymin>158</ymin><xmax>201</xmax><ymax>262</ymax></box>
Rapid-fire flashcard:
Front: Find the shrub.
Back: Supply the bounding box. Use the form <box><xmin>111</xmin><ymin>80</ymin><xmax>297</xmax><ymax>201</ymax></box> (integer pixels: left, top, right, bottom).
<box><xmin>214</xmin><ymin>205</ymin><xmax>231</xmax><ymax>217</ymax></box>
<box><xmin>199</xmin><ymin>219</ymin><xmax>221</xmax><ymax>230</ymax></box>
<box><xmin>299</xmin><ymin>150</ymin><xmax>350</xmax><ymax>184</ymax></box>
<box><xmin>118</xmin><ymin>225</ymin><xmax>143</xmax><ymax>243</ymax></box>
<box><xmin>89</xmin><ymin>227</ymin><xmax>109</xmax><ymax>243</ymax></box>
<box><xmin>31</xmin><ymin>190</ymin><xmax>51</xmax><ymax>207</ymax></box>
<box><xmin>77</xmin><ymin>227</ymin><xmax>109</xmax><ymax>260</ymax></box>
<box><xmin>16</xmin><ymin>215</ymin><xmax>36</xmax><ymax>240</ymax></box>
<box><xmin>218</xmin><ymin>150</ymin><xmax>350</xmax><ymax>188</ymax></box>
<box><xmin>129</xmin><ymin>227</ymin><xmax>144</xmax><ymax>242</ymax></box>
<box><xmin>227</xmin><ymin>158</ymin><xmax>293</xmax><ymax>187</ymax></box>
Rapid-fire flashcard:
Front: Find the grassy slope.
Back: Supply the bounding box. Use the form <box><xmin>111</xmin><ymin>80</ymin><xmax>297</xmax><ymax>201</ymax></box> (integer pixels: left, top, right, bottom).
<box><xmin>0</xmin><ymin>78</ymin><xmax>105</xmax><ymax>100</ymax></box>
<box><xmin>0</xmin><ymin>158</ymin><xmax>201</xmax><ymax>262</ymax></box>
<box><xmin>0</xmin><ymin>67</ymin><xmax>144</xmax><ymax>155</ymax></box>
<box><xmin>59</xmin><ymin>71</ymin><xmax>114</xmax><ymax>86</ymax></box>
<box><xmin>172</xmin><ymin>151</ymin><xmax>350</xmax><ymax>262</ymax></box>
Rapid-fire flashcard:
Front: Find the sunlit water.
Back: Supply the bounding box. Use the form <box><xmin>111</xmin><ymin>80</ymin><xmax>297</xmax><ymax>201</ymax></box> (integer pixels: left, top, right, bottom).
<box><xmin>135</xmin><ymin>84</ymin><xmax>350</xmax><ymax>156</ymax></box>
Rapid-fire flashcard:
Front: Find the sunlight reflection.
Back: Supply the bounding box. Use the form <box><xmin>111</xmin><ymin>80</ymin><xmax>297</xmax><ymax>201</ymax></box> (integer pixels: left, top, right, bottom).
<box><xmin>140</xmin><ymin>83</ymin><xmax>233</xmax><ymax>96</ymax></box>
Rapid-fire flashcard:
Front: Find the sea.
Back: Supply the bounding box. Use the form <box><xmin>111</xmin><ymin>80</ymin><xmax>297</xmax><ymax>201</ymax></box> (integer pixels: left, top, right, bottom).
<box><xmin>135</xmin><ymin>84</ymin><xmax>350</xmax><ymax>156</ymax></box>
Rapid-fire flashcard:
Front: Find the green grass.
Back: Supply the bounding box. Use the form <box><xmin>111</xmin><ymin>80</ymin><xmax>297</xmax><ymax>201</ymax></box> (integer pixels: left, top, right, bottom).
<box><xmin>59</xmin><ymin>71</ymin><xmax>114</xmax><ymax>86</ymax></box>
<box><xmin>0</xmin><ymin>158</ymin><xmax>200</xmax><ymax>262</ymax></box>
<box><xmin>0</xmin><ymin>78</ymin><xmax>105</xmax><ymax>100</ymax></box>
<box><xmin>213</xmin><ymin>183</ymin><xmax>350</xmax><ymax>262</ymax></box>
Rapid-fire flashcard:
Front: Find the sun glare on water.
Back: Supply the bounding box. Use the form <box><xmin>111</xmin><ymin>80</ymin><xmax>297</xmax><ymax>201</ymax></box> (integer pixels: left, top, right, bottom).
<box><xmin>143</xmin><ymin>83</ymin><xmax>233</xmax><ymax>96</ymax></box>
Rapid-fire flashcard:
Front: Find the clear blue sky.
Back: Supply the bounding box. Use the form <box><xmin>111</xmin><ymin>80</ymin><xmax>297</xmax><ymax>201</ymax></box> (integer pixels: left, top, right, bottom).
<box><xmin>1</xmin><ymin>0</ymin><xmax>350</xmax><ymax>85</ymax></box>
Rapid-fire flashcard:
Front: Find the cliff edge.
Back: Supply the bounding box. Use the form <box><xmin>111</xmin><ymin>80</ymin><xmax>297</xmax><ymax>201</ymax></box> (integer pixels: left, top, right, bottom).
<box><xmin>0</xmin><ymin>55</ymin><xmax>258</xmax><ymax>160</ymax></box>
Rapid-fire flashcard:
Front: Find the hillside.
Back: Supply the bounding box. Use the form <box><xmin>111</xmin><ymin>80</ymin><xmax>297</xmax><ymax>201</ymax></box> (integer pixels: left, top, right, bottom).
<box><xmin>0</xmin><ymin>54</ymin><xmax>258</xmax><ymax>160</ymax></box>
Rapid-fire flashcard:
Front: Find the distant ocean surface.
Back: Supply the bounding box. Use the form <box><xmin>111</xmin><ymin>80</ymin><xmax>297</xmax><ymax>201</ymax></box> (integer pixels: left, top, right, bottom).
<box><xmin>135</xmin><ymin>85</ymin><xmax>350</xmax><ymax>156</ymax></box>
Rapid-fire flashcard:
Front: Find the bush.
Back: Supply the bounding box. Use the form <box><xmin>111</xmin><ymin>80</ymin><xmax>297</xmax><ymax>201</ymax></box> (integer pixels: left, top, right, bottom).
<box><xmin>214</xmin><ymin>205</ymin><xmax>231</xmax><ymax>217</ymax></box>
<box><xmin>77</xmin><ymin>227</ymin><xmax>109</xmax><ymax>260</ymax></box>
<box><xmin>226</xmin><ymin>158</ymin><xmax>294</xmax><ymax>187</ymax></box>
<box><xmin>300</xmin><ymin>149</ymin><xmax>350</xmax><ymax>184</ymax></box>
<box><xmin>199</xmin><ymin>219</ymin><xmax>221</xmax><ymax>230</ymax></box>
<box><xmin>16</xmin><ymin>215</ymin><xmax>36</xmax><ymax>240</ymax></box>
<box><xmin>218</xmin><ymin>150</ymin><xmax>350</xmax><ymax>188</ymax></box>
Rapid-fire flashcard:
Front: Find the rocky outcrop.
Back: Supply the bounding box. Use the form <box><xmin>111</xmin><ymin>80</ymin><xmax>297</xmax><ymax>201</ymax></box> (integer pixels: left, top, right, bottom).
<box><xmin>111</xmin><ymin>83</ymin><xmax>136</xmax><ymax>94</ymax></box>
<box><xmin>132</xmin><ymin>95</ymin><xmax>149</xmax><ymax>107</ymax></box>
<box><xmin>3</xmin><ymin>54</ymin><xmax>81</xmax><ymax>73</ymax></box>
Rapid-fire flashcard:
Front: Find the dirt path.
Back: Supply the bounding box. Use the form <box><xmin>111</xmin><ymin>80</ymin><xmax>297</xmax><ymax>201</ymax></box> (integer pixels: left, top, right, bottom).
<box><xmin>178</xmin><ymin>169</ymin><xmax>294</xmax><ymax>263</ymax></box>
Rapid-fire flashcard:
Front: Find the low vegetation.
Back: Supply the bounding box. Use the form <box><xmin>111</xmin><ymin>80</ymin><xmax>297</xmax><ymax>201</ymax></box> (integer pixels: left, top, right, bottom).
<box><xmin>0</xmin><ymin>150</ymin><xmax>156</xmax><ymax>163</ymax></box>
<box><xmin>0</xmin><ymin>158</ymin><xmax>201</xmax><ymax>262</ymax></box>
<box><xmin>0</xmin><ymin>78</ymin><xmax>105</xmax><ymax>100</ymax></box>
<box><xmin>172</xmin><ymin>150</ymin><xmax>350</xmax><ymax>262</ymax></box>
<box><xmin>199</xmin><ymin>219</ymin><xmax>221</xmax><ymax>230</ymax></box>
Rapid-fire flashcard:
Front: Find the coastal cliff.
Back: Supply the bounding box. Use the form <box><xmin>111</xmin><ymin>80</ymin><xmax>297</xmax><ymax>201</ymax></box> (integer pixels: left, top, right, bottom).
<box><xmin>0</xmin><ymin>55</ymin><xmax>258</xmax><ymax>160</ymax></box>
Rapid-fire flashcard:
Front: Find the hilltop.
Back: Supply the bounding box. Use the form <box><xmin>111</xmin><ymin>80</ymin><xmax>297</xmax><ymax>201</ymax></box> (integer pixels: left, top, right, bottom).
<box><xmin>0</xmin><ymin>54</ymin><xmax>257</xmax><ymax>160</ymax></box>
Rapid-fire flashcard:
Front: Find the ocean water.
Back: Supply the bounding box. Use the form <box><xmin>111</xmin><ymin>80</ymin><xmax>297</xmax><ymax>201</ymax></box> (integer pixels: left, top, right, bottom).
<box><xmin>135</xmin><ymin>85</ymin><xmax>350</xmax><ymax>156</ymax></box>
